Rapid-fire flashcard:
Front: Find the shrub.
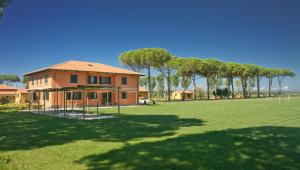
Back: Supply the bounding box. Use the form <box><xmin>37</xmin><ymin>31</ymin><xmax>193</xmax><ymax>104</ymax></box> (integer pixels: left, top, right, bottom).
<box><xmin>213</xmin><ymin>88</ymin><xmax>230</xmax><ymax>99</ymax></box>
<box><xmin>0</xmin><ymin>96</ymin><xmax>12</xmax><ymax>104</ymax></box>
<box><xmin>0</xmin><ymin>103</ymin><xmax>28</xmax><ymax>111</ymax></box>
<box><xmin>195</xmin><ymin>87</ymin><xmax>206</xmax><ymax>99</ymax></box>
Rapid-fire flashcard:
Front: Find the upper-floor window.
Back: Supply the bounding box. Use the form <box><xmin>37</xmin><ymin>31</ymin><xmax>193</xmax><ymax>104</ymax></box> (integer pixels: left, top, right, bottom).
<box><xmin>36</xmin><ymin>77</ymin><xmax>39</xmax><ymax>85</ymax></box>
<box><xmin>40</xmin><ymin>76</ymin><xmax>42</xmax><ymax>84</ymax></box>
<box><xmin>44</xmin><ymin>74</ymin><xmax>48</xmax><ymax>84</ymax></box>
<box><xmin>88</xmin><ymin>76</ymin><xmax>98</xmax><ymax>84</ymax></box>
<box><xmin>121</xmin><ymin>77</ymin><xmax>127</xmax><ymax>85</ymax></box>
<box><xmin>121</xmin><ymin>92</ymin><xmax>127</xmax><ymax>99</ymax></box>
<box><xmin>70</xmin><ymin>74</ymin><xmax>78</xmax><ymax>83</ymax></box>
<box><xmin>31</xmin><ymin>77</ymin><xmax>34</xmax><ymax>85</ymax></box>
<box><xmin>99</xmin><ymin>76</ymin><xmax>112</xmax><ymax>85</ymax></box>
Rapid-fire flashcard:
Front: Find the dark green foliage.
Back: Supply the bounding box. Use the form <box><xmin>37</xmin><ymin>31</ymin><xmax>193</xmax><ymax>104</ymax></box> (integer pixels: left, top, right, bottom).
<box><xmin>212</xmin><ymin>88</ymin><xmax>230</xmax><ymax>99</ymax></box>
<box><xmin>119</xmin><ymin>48</ymin><xmax>172</xmax><ymax>100</ymax></box>
<box><xmin>0</xmin><ymin>74</ymin><xmax>20</xmax><ymax>84</ymax></box>
<box><xmin>0</xmin><ymin>0</ymin><xmax>11</xmax><ymax>18</ymax></box>
<box><xmin>0</xmin><ymin>96</ymin><xmax>11</xmax><ymax>104</ymax></box>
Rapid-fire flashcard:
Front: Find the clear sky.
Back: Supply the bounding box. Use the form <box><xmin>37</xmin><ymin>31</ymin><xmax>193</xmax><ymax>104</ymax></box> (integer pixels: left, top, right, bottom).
<box><xmin>0</xmin><ymin>0</ymin><xmax>299</xmax><ymax>90</ymax></box>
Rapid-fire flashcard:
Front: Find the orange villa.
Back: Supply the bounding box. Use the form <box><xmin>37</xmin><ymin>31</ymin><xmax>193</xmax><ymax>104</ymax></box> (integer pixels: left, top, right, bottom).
<box><xmin>24</xmin><ymin>60</ymin><xmax>143</xmax><ymax>111</ymax></box>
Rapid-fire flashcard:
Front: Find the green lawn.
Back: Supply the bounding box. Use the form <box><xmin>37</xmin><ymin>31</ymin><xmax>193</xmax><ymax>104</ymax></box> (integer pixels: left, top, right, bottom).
<box><xmin>1</xmin><ymin>97</ymin><xmax>300</xmax><ymax>169</ymax></box>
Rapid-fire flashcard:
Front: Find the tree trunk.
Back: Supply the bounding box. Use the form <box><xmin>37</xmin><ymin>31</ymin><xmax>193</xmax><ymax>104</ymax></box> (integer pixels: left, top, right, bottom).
<box><xmin>226</xmin><ymin>78</ymin><xmax>230</xmax><ymax>99</ymax></box>
<box><xmin>278</xmin><ymin>76</ymin><xmax>283</xmax><ymax>96</ymax></box>
<box><xmin>192</xmin><ymin>75</ymin><xmax>197</xmax><ymax>100</ymax></box>
<box><xmin>206</xmin><ymin>77</ymin><xmax>210</xmax><ymax>100</ymax></box>
<box><xmin>279</xmin><ymin>81</ymin><xmax>282</xmax><ymax>96</ymax></box>
<box><xmin>231</xmin><ymin>78</ymin><xmax>234</xmax><ymax>99</ymax></box>
<box><xmin>248</xmin><ymin>78</ymin><xmax>251</xmax><ymax>97</ymax></box>
<box><xmin>268</xmin><ymin>77</ymin><xmax>272</xmax><ymax>97</ymax></box>
<box><xmin>147</xmin><ymin>66</ymin><xmax>152</xmax><ymax>100</ymax></box>
<box><xmin>213</xmin><ymin>76</ymin><xmax>218</xmax><ymax>100</ymax></box>
<box><xmin>245</xmin><ymin>78</ymin><xmax>248</xmax><ymax>98</ymax></box>
<box><xmin>167</xmin><ymin>72</ymin><xmax>171</xmax><ymax>102</ymax></box>
<box><xmin>257</xmin><ymin>75</ymin><xmax>260</xmax><ymax>98</ymax></box>
<box><xmin>242</xmin><ymin>78</ymin><xmax>247</xmax><ymax>98</ymax></box>
<box><xmin>182</xmin><ymin>89</ymin><xmax>185</xmax><ymax>101</ymax></box>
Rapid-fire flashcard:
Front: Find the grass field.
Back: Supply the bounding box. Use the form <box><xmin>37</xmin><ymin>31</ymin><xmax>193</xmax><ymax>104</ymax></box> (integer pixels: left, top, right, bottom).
<box><xmin>1</xmin><ymin>97</ymin><xmax>300</xmax><ymax>169</ymax></box>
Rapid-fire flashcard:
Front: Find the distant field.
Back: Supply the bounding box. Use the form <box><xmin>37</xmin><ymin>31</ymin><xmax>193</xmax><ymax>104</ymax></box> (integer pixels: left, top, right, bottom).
<box><xmin>1</xmin><ymin>97</ymin><xmax>300</xmax><ymax>169</ymax></box>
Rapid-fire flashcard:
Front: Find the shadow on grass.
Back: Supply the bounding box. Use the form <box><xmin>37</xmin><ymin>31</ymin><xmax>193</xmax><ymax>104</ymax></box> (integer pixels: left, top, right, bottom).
<box><xmin>0</xmin><ymin>112</ymin><xmax>203</xmax><ymax>151</ymax></box>
<box><xmin>76</xmin><ymin>126</ymin><xmax>300</xmax><ymax>170</ymax></box>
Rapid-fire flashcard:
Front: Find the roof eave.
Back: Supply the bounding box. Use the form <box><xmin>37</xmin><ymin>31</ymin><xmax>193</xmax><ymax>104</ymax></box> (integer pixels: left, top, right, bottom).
<box><xmin>24</xmin><ymin>68</ymin><xmax>144</xmax><ymax>76</ymax></box>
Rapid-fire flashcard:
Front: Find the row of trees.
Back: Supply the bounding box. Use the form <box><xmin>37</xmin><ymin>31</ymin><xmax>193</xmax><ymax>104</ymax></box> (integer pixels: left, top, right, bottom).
<box><xmin>0</xmin><ymin>74</ymin><xmax>20</xmax><ymax>85</ymax></box>
<box><xmin>119</xmin><ymin>48</ymin><xmax>295</xmax><ymax>101</ymax></box>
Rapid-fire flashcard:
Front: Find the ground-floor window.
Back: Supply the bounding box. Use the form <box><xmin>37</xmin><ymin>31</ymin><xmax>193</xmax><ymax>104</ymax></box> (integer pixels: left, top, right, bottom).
<box><xmin>121</xmin><ymin>92</ymin><xmax>127</xmax><ymax>99</ymax></box>
<box><xmin>88</xmin><ymin>92</ymin><xmax>97</xmax><ymax>99</ymax></box>
<box><xmin>66</xmin><ymin>92</ymin><xmax>82</xmax><ymax>100</ymax></box>
<box><xmin>33</xmin><ymin>92</ymin><xmax>38</xmax><ymax>100</ymax></box>
<box><xmin>43</xmin><ymin>91</ymin><xmax>49</xmax><ymax>100</ymax></box>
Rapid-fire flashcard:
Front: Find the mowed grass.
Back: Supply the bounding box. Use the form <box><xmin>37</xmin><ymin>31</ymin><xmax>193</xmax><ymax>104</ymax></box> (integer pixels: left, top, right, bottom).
<box><xmin>1</xmin><ymin>97</ymin><xmax>300</xmax><ymax>170</ymax></box>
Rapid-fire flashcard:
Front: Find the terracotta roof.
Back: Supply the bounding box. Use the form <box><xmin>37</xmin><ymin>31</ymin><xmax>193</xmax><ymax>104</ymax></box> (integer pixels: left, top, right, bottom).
<box><xmin>139</xmin><ymin>87</ymin><xmax>149</xmax><ymax>92</ymax></box>
<box><xmin>0</xmin><ymin>91</ymin><xmax>16</xmax><ymax>95</ymax></box>
<box><xmin>174</xmin><ymin>90</ymin><xmax>194</xmax><ymax>94</ymax></box>
<box><xmin>17</xmin><ymin>89</ymin><xmax>28</xmax><ymax>93</ymax></box>
<box><xmin>0</xmin><ymin>84</ymin><xmax>18</xmax><ymax>90</ymax></box>
<box><xmin>24</xmin><ymin>60</ymin><xmax>143</xmax><ymax>76</ymax></box>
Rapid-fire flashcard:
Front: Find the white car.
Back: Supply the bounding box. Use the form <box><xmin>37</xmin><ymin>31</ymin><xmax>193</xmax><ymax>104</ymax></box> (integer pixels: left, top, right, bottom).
<box><xmin>139</xmin><ymin>98</ymin><xmax>152</xmax><ymax>104</ymax></box>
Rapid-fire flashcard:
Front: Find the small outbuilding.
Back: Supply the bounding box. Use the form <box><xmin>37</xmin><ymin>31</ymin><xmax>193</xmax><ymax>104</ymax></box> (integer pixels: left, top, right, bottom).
<box><xmin>15</xmin><ymin>89</ymin><xmax>29</xmax><ymax>104</ymax></box>
<box><xmin>171</xmin><ymin>90</ymin><xmax>194</xmax><ymax>100</ymax></box>
<box><xmin>0</xmin><ymin>84</ymin><xmax>18</xmax><ymax>104</ymax></box>
<box><xmin>138</xmin><ymin>87</ymin><xmax>149</xmax><ymax>99</ymax></box>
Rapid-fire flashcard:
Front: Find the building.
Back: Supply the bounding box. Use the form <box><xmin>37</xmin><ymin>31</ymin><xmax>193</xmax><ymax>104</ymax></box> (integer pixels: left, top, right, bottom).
<box><xmin>24</xmin><ymin>60</ymin><xmax>143</xmax><ymax>110</ymax></box>
<box><xmin>0</xmin><ymin>84</ymin><xmax>18</xmax><ymax>104</ymax></box>
<box><xmin>0</xmin><ymin>84</ymin><xmax>28</xmax><ymax>105</ymax></box>
<box><xmin>138</xmin><ymin>87</ymin><xmax>149</xmax><ymax>99</ymax></box>
<box><xmin>171</xmin><ymin>90</ymin><xmax>194</xmax><ymax>100</ymax></box>
<box><xmin>15</xmin><ymin>89</ymin><xmax>29</xmax><ymax>104</ymax></box>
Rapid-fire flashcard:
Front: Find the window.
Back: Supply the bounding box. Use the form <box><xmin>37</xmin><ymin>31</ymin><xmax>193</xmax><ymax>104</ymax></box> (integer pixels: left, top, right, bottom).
<box><xmin>66</xmin><ymin>92</ymin><xmax>72</xmax><ymax>100</ymax></box>
<box><xmin>88</xmin><ymin>76</ymin><xmax>97</xmax><ymax>84</ymax></box>
<box><xmin>40</xmin><ymin>76</ymin><xmax>42</xmax><ymax>84</ymax></box>
<box><xmin>33</xmin><ymin>92</ymin><xmax>38</xmax><ymax>100</ymax></box>
<box><xmin>121</xmin><ymin>92</ymin><xmax>127</xmax><ymax>99</ymax></box>
<box><xmin>99</xmin><ymin>76</ymin><xmax>112</xmax><ymax>84</ymax></box>
<box><xmin>44</xmin><ymin>74</ymin><xmax>48</xmax><ymax>84</ymax></box>
<box><xmin>36</xmin><ymin>77</ymin><xmax>39</xmax><ymax>85</ymax></box>
<box><xmin>88</xmin><ymin>92</ymin><xmax>97</xmax><ymax>99</ymax></box>
<box><xmin>73</xmin><ymin>92</ymin><xmax>82</xmax><ymax>100</ymax></box>
<box><xmin>107</xmin><ymin>77</ymin><xmax>112</xmax><ymax>84</ymax></box>
<box><xmin>70</xmin><ymin>75</ymin><xmax>78</xmax><ymax>83</ymax></box>
<box><xmin>121</xmin><ymin>77</ymin><xmax>127</xmax><ymax>85</ymax></box>
<box><xmin>66</xmin><ymin>92</ymin><xmax>82</xmax><ymax>100</ymax></box>
<box><xmin>31</xmin><ymin>77</ymin><xmax>34</xmax><ymax>85</ymax></box>
<box><xmin>43</xmin><ymin>91</ymin><xmax>49</xmax><ymax>100</ymax></box>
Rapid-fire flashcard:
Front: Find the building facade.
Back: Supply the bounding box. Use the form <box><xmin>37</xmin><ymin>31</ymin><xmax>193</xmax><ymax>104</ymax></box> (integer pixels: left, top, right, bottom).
<box><xmin>24</xmin><ymin>60</ymin><xmax>142</xmax><ymax>109</ymax></box>
<box><xmin>171</xmin><ymin>90</ymin><xmax>194</xmax><ymax>100</ymax></box>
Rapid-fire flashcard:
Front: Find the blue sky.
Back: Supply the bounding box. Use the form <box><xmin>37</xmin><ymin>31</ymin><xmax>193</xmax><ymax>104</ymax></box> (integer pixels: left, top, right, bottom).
<box><xmin>0</xmin><ymin>0</ymin><xmax>299</xmax><ymax>90</ymax></box>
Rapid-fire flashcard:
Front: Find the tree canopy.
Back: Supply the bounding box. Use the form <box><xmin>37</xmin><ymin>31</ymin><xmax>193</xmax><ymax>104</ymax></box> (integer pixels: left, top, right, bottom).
<box><xmin>0</xmin><ymin>0</ymin><xmax>11</xmax><ymax>18</ymax></box>
<box><xmin>0</xmin><ymin>74</ymin><xmax>20</xmax><ymax>84</ymax></box>
<box><xmin>119</xmin><ymin>48</ymin><xmax>295</xmax><ymax>100</ymax></box>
